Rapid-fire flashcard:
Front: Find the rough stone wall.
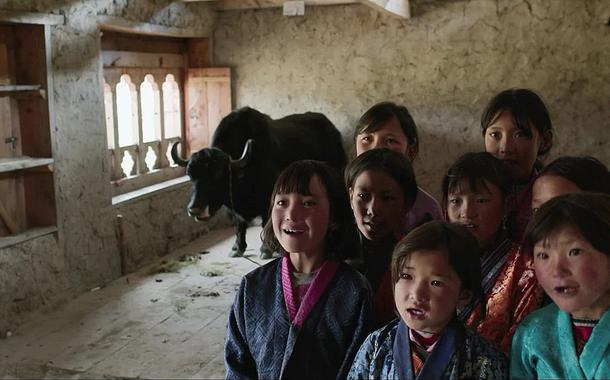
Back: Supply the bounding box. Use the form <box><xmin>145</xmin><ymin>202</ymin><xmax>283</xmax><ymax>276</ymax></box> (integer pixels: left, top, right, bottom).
<box><xmin>213</xmin><ymin>0</ymin><xmax>610</xmax><ymax>200</ymax></box>
<box><xmin>0</xmin><ymin>1</ymin><xmax>218</xmax><ymax>335</ymax></box>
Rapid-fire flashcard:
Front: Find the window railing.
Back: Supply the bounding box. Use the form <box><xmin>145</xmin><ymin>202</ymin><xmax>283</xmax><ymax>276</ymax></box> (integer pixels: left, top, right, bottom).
<box><xmin>104</xmin><ymin>72</ymin><xmax>184</xmax><ymax>195</ymax></box>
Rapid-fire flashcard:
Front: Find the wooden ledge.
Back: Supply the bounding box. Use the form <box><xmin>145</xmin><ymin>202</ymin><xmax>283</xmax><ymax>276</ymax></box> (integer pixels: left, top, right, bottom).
<box><xmin>0</xmin><ymin>9</ymin><xmax>64</xmax><ymax>25</ymax></box>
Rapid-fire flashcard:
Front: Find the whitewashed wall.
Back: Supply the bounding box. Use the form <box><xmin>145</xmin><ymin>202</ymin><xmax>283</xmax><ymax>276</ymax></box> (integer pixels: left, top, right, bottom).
<box><xmin>0</xmin><ymin>0</ymin><xmax>219</xmax><ymax>335</ymax></box>
<box><xmin>214</xmin><ymin>0</ymin><xmax>610</xmax><ymax>199</ymax></box>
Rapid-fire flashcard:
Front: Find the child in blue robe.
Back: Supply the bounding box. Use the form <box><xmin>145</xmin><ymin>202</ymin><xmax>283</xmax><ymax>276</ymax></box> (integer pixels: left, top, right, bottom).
<box><xmin>511</xmin><ymin>193</ymin><xmax>610</xmax><ymax>379</ymax></box>
<box><xmin>348</xmin><ymin>221</ymin><xmax>508</xmax><ymax>379</ymax></box>
<box><xmin>225</xmin><ymin>160</ymin><xmax>373</xmax><ymax>380</ymax></box>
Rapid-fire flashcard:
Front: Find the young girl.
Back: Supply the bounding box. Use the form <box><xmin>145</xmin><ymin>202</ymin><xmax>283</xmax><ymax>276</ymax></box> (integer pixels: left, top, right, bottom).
<box><xmin>531</xmin><ymin>155</ymin><xmax>610</xmax><ymax>212</ymax></box>
<box><xmin>512</xmin><ymin>193</ymin><xmax>610</xmax><ymax>379</ymax></box>
<box><xmin>354</xmin><ymin>101</ymin><xmax>443</xmax><ymax>233</ymax></box>
<box><xmin>481</xmin><ymin>88</ymin><xmax>554</xmax><ymax>241</ymax></box>
<box><xmin>345</xmin><ymin>148</ymin><xmax>418</xmax><ymax>326</ymax></box>
<box><xmin>225</xmin><ymin>160</ymin><xmax>373</xmax><ymax>380</ymax></box>
<box><xmin>443</xmin><ymin>152</ymin><xmax>543</xmax><ymax>353</ymax></box>
<box><xmin>348</xmin><ymin>221</ymin><xmax>508</xmax><ymax>379</ymax></box>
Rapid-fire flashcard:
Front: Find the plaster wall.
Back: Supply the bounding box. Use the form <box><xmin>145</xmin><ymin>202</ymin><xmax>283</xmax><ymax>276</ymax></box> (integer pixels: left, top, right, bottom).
<box><xmin>1</xmin><ymin>0</ymin><xmax>608</xmax><ymax>336</ymax></box>
<box><xmin>213</xmin><ymin>0</ymin><xmax>610</xmax><ymax>200</ymax></box>
<box><xmin>0</xmin><ymin>0</ymin><xmax>219</xmax><ymax>334</ymax></box>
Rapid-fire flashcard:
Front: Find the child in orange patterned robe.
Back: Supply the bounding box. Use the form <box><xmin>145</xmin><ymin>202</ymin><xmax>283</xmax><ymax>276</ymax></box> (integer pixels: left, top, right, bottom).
<box><xmin>442</xmin><ymin>152</ymin><xmax>544</xmax><ymax>353</ymax></box>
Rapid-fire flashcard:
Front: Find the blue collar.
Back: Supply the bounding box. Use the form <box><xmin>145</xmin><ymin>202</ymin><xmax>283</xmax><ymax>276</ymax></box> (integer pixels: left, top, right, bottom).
<box><xmin>393</xmin><ymin>319</ymin><xmax>464</xmax><ymax>380</ymax></box>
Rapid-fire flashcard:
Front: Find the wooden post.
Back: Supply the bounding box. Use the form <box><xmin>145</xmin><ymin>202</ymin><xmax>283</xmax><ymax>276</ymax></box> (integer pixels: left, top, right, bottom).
<box><xmin>115</xmin><ymin>214</ymin><xmax>128</xmax><ymax>275</ymax></box>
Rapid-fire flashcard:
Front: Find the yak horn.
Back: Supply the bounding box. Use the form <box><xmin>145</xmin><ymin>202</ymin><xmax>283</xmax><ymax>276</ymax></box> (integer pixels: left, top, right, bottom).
<box><xmin>231</xmin><ymin>139</ymin><xmax>254</xmax><ymax>169</ymax></box>
<box><xmin>170</xmin><ymin>141</ymin><xmax>189</xmax><ymax>167</ymax></box>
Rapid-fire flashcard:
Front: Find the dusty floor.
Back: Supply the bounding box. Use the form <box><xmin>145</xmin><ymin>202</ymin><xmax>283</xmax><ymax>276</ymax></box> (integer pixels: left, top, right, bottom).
<box><xmin>0</xmin><ymin>226</ymin><xmax>267</xmax><ymax>379</ymax></box>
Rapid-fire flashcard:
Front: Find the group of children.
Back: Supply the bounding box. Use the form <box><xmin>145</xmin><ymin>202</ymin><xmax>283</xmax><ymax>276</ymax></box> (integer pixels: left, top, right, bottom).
<box><xmin>224</xmin><ymin>88</ymin><xmax>610</xmax><ymax>379</ymax></box>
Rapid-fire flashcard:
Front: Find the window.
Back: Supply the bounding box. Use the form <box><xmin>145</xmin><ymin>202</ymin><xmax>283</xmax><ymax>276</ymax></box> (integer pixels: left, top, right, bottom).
<box><xmin>102</xmin><ymin>31</ymin><xmax>188</xmax><ymax>195</ymax></box>
<box><xmin>105</xmin><ymin>72</ymin><xmax>183</xmax><ymax>186</ymax></box>
<box><xmin>101</xmin><ymin>31</ymin><xmax>230</xmax><ymax>196</ymax></box>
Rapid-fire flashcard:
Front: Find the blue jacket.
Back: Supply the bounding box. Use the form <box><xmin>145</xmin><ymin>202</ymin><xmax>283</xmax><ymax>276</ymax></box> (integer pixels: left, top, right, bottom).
<box><xmin>225</xmin><ymin>258</ymin><xmax>373</xmax><ymax>379</ymax></box>
<box><xmin>511</xmin><ymin>303</ymin><xmax>610</xmax><ymax>379</ymax></box>
<box><xmin>348</xmin><ymin>319</ymin><xmax>508</xmax><ymax>379</ymax></box>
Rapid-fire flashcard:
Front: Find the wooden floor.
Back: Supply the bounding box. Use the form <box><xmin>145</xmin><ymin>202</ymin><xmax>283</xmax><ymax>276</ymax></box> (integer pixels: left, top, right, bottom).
<box><xmin>0</xmin><ymin>226</ymin><xmax>267</xmax><ymax>379</ymax></box>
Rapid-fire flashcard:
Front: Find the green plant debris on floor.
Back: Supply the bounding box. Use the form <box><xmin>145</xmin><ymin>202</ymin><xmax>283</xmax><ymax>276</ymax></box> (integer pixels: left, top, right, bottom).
<box><xmin>200</xmin><ymin>269</ymin><xmax>222</xmax><ymax>277</ymax></box>
<box><xmin>149</xmin><ymin>254</ymin><xmax>200</xmax><ymax>274</ymax></box>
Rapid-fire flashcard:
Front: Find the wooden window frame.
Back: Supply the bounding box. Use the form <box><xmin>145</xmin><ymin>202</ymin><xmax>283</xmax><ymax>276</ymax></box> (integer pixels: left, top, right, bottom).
<box><xmin>101</xmin><ymin>31</ymin><xmax>189</xmax><ymax>196</ymax></box>
<box><xmin>104</xmin><ymin>66</ymin><xmax>185</xmax><ymax>195</ymax></box>
<box><xmin>101</xmin><ymin>31</ymin><xmax>230</xmax><ymax>197</ymax></box>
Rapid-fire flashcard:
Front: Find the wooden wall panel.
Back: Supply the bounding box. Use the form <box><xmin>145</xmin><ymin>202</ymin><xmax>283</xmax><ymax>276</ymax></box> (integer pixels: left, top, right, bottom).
<box><xmin>100</xmin><ymin>31</ymin><xmax>187</xmax><ymax>54</ymax></box>
<box><xmin>23</xmin><ymin>169</ymin><xmax>55</xmax><ymax>228</ymax></box>
<box><xmin>185</xmin><ymin>67</ymin><xmax>231</xmax><ymax>155</ymax></box>
<box><xmin>14</xmin><ymin>24</ymin><xmax>50</xmax><ymax>157</ymax></box>
<box><xmin>187</xmin><ymin>38</ymin><xmax>210</xmax><ymax>68</ymax></box>
<box><xmin>0</xmin><ymin>171</ymin><xmax>26</xmax><ymax>236</ymax></box>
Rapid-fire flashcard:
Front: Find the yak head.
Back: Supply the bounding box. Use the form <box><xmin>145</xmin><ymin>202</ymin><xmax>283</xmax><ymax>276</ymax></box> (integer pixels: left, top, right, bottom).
<box><xmin>171</xmin><ymin>139</ymin><xmax>254</xmax><ymax>221</ymax></box>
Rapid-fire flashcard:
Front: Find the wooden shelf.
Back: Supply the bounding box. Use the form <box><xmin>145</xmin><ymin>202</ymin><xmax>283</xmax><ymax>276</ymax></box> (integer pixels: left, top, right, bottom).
<box><xmin>0</xmin><ymin>22</ymin><xmax>57</xmax><ymax>238</ymax></box>
<box><xmin>0</xmin><ymin>156</ymin><xmax>54</xmax><ymax>173</ymax></box>
<box><xmin>0</xmin><ymin>84</ymin><xmax>46</xmax><ymax>98</ymax></box>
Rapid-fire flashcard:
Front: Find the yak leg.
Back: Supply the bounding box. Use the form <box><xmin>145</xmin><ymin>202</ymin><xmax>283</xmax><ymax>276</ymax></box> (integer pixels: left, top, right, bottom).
<box><xmin>229</xmin><ymin>219</ymin><xmax>248</xmax><ymax>257</ymax></box>
<box><xmin>259</xmin><ymin>245</ymin><xmax>273</xmax><ymax>260</ymax></box>
<box><xmin>259</xmin><ymin>215</ymin><xmax>274</xmax><ymax>259</ymax></box>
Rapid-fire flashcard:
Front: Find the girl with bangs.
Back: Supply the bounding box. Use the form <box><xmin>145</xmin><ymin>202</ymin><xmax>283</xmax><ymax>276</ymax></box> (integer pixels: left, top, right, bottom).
<box><xmin>512</xmin><ymin>193</ymin><xmax>610</xmax><ymax>379</ymax></box>
<box><xmin>353</xmin><ymin>101</ymin><xmax>443</xmax><ymax>234</ymax></box>
<box><xmin>225</xmin><ymin>160</ymin><xmax>373</xmax><ymax>380</ymax></box>
<box><xmin>443</xmin><ymin>152</ymin><xmax>544</xmax><ymax>353</ymax></box>
<box><xmin>481</xmin><ymin>88</ymin><xmax>554</xmax><ymax>241</ymax></box>
<box><xmin>345</xmin><ymin>149</ymin><xmax>419</xmax><ymax>327</ymax></box>
<box><xmin>531</xmin><ymin>155</ymin><xmax>610</xmax><ymax>212</ymax></box>
<box><xmin>348</xmin><ymin>221</ymin><xmax>507</xmax><ymax>379</ymax></box>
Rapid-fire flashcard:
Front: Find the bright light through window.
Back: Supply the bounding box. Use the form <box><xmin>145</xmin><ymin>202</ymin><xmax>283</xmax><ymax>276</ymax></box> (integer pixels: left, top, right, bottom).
<box><xmin>141</xmin><ymin>75</ymin><xmax>161</xmax><ymax>143</ymax></box>
<box><xmin>163</xmin><ymin>74</ymin><xmax>181</xmax><ymax>139</ymax></box>
<box><xmin>121</xmin><ymin>150</ymin><xmax>135</xmax><ymax>177</ymax></box>
<box><xmin>116</xmin><ymin>75</ymin><xmax>138</xmax><ymax>147</ymax></box>
<box><xmin>145</xmin><ymin>145</ymin><xmax>157</xmax><ymax>171</ymax></box>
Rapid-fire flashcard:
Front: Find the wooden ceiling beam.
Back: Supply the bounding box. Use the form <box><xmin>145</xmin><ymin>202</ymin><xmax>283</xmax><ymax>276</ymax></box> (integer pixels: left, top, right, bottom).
<box><xmin>182</xmin><ymin>0</ymin><xmax>410</xmax><ymax>19</ymax></box>
<box><xmin>183</xmin><ymin>0</ymin><xmax>358</xmax><ymax>11</ymax></box>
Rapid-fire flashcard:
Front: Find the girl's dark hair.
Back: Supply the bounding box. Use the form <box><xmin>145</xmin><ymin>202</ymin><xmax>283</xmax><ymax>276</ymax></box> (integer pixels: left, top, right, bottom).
<box><xmin>442</xmin><ymin>152</ymin><xmax>512</xmax><ymax>210</ymax></box>
<box><xmin>523</xmin><ymin>192</ymin><xmax>610</xmax><ymax>256</ymax></box>
<box><xmin>481</xmin><ymin>88</ymin><xmax>554</xmax><ymax>156</ymax></box>
<box><xmin>391</xmin><ymin>221</ymin><xmax>486</xmax><ymax>317</ymax></box>
<box><xmin>354</xmin><ymin>101</ymin><xmax>419</xmax><ymax>158</ymax></box>
<box><xmin>261</xmin><ymin>160</ymin><xmax>358</xmax><ymax>260</ymax></box>
<box><xmin>345</xmin><ymin>148</ymin><xmax>418</xmax><ymax>211</ymax></box>
<box><xmin>538</xmin><ymin>156</ymin><xmax>610</xmax><ymax>194</ymax></box>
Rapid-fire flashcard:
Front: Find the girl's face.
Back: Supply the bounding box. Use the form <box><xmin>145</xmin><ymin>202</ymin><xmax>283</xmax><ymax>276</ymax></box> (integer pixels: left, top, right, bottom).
<box><xmin>532</xmin><ymin>175</ymin><xmax>582</xmax><ymax>213</ymax></box>
<box><xmin>533</xmin><ymin>225</ymin><xmax>610</xmax><ymax>320</ymax></box>
<box><xmin>349</xmin><ymin>169</ymin><xmax>407</xmax><ymax>241</ymax></box>
<box><xmin>484</xmin><ymin>110</ymin><xmax>544</xmax><ymax>184</ymax></box>
<box><xmin>272</xmin><ymin>175</ymin><xmax>330</xmax><ymax>258</ymax></box>
<box><xmin>356</xmin><ymin>117</ymin><xmax>416</xmax><ymax>161</ymax></box>
<box><xmin>446</xmin><ymin>180</ymin><xmax>504</xmax><ymax>250</ymax></box>
<box><xmin>394</xmin><ymin>249</ymin><xmax>469</xmax><ymax>335</ymax></box>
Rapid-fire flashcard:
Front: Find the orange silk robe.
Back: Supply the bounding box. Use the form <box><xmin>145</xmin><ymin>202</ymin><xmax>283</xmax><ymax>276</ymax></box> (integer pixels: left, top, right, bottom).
<box><xmin>465</xmin><ymin>242</ymin><xmax>544</xmax><ymax>354</ymax></box>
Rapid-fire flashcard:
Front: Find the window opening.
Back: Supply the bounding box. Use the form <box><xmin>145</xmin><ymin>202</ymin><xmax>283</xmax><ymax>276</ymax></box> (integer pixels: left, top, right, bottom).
<box><xmin>116</xmin><ymin>74</ymin><xmax>139</xmax><ymax>147</ymax></box>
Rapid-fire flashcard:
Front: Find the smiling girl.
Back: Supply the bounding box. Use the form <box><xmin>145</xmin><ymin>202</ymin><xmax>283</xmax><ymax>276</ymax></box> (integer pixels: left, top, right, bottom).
<box><xmin>225</xmin><ymin>160</ymin><xmax>373</xmax><ymax>380</ymax></box>
<box><xmin>348</xmin><ymin>221</ymin><xmax>507</xmax><ymax>379</ymax></box>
